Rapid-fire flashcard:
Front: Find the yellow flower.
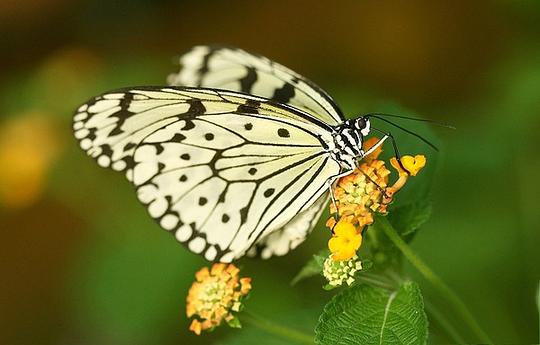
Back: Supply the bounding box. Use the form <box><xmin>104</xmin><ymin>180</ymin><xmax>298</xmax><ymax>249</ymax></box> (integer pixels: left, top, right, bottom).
<box><xmin>328</xmin><ymin>221</ymin><xmax>362</xmax><ymax>261</ymax></box>
<box><xmin>186</xmin><ymin>263</ymin><xmax>251</xmax><ymax>335</ymax></box>
<box><xmin>390</xmin><ymin>155</ymin><xmax>426</xmax><ymax>177</ymax></box>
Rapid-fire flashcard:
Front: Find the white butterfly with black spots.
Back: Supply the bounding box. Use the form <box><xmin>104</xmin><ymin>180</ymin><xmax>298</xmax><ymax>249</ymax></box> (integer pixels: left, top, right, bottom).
<box><xmin>73</xmin><ymin>45</ymin><xmax>389</xmax><ymax>262</ymax></box>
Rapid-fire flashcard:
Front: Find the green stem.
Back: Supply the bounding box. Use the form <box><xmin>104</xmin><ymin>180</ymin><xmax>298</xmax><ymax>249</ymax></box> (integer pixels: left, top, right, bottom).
<box><xmin>377</xmin><ymin>217</ymin><xmax>494</xmax><ymax>344</ymax></box>
<box><xmin>424</xmin><ymin>300</ymin><xmax>467</xmax><ymax>344</ymax></box>
<box><xmin>243</xmin><ymin>311</ymin><xmax>313</xmax><ymax>344</ymax></box>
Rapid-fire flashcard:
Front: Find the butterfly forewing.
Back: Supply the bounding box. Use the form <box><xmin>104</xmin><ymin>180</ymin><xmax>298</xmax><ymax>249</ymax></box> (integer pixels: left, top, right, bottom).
<box><xmin>74</xmin><ymin>87</ymin><xmax>341</xmax><ymax>261</ymax></box>
<box><xmin>168</xmin><ymin>45</ymin><xmax>345</xmax><ymax>126</ymax></box>
<box><xmin>166</xmin><ymin>46</ymin><xmax>346</xmax><ymax>257</ymax></box>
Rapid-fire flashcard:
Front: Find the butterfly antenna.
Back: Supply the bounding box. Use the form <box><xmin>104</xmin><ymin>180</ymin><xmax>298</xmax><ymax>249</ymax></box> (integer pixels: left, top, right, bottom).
<box><xmin>364</xmin><ymin>112</ymin><xmax>456</xmax><ymax>129</ymax></box>
<box><xmin>367</xmin><ymin>115</ymin><xmax>439</xmax><ymax>151</ymax></box>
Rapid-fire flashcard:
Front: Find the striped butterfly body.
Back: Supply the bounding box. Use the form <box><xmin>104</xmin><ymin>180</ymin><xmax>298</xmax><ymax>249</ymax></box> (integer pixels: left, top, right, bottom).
<box><xmin>73</xmin><ymin>46</ymin><xmax>384</xmax><ymax>262</ymax></box>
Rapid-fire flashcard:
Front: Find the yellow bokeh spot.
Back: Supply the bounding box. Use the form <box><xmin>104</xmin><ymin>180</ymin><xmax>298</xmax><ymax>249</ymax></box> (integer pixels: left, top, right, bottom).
<box><xmin>0</xmin><ymin>113</ymin><xmax>62</xmax><ymax>208</ymax></box>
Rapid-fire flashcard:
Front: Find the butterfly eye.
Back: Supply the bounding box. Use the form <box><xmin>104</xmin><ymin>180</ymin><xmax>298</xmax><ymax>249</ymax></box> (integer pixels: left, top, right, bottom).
<box><xmin>355</xmin><ymin>118</ymin><xmax>366</xmax><ymax>130</ymax></box>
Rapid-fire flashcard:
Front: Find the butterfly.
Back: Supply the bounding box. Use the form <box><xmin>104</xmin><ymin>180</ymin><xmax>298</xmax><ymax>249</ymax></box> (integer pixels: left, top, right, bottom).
<box><xmin>73</xmin><ymin>45</ymin><xmax>424</xmax><ymax>262</ymax></box>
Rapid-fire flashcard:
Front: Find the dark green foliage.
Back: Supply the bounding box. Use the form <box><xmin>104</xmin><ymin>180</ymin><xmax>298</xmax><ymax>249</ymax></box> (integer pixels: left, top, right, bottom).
<box><xmin>315</xmin><ymin>282</ymin><xmax>428</xmax><ymax>345</ymax></box>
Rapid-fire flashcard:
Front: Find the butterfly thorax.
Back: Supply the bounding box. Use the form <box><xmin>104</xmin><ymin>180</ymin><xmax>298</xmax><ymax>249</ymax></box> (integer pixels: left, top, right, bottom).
<box><xmin>329</xmin><ymin>118</ymin><xmax>371</xmax><ymax>170</ymax></box>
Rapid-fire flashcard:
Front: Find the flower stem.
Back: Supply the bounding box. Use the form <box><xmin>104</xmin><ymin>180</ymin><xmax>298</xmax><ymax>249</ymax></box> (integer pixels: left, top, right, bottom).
<box><xmin>243</xmin><ymin>311</ymin><xmax>313</xmax><ymax>344</ymax></box>
<box><xmin>424</xmin><ymin>300</ymin><xmax>467</xmax><ymax>344</ymax></box>
<box><xmin>377</xmin><ymin>217</ymin><xmax>494</xmax><ymax>344</ymax></box>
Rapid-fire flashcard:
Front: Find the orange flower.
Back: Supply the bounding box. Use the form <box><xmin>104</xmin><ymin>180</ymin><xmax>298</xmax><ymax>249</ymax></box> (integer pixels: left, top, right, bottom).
<box><xmin>363</xmin><ymin>137</ymin><xmax>384</xmax><ymax>162</ymax></box>
<box><xmin>328</xmin><ymin>221</ymin><xmax>362</xmax><ymax>261</ymax></box>
<box><xmin>326</xmin><ymin>138</ymin><xmax>427</xmax><ymax>232</ymax></box>
<box><xmin>186</xmin><ymin>263</ymin><xmax>251</xmax><ymax>335</ymax></box>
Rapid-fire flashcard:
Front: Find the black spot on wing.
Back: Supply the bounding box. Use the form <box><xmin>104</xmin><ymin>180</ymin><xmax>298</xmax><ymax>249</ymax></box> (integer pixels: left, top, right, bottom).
<box><xmin>221</xmin><ymin>214</ymin><xmax>230</xmax><ymax>223</ymax></box>
<box><xmin>152</xmin><ymin>143</ymin><xmax>164</xmax><ymax>155</ymax></box>
<box><xmin>86</xmin><ymin>127</ymin><xmax>97</xmax><ymax>141</ymax></box>
<box><xmin>123</xmin><ymin>156</ymin><xmax>135</xmax><ymax>170</ymax></box>
<box><xmin>181</xmin><ymin>99</ymin><xmax>206</xmax><ymax>130</ymax></box>
<box><xmin>263</xmin><ymin>188</ymin><xmax>275</xmax><ymax>198</ymax></box>
<box><xmin>277</xmin><ymin>128</ymin><xmax>290</xmax><ymax>138</ymax></box>
<box><xmin>240</xmin><ymin>67</ymin><xmax>258</xmax><ymax>93</ymax></box>
<box><xmin>186</xmin><ymin>99</ymin><xmax>206</xmax><ymax>115</ymax></box>
<box><xmin>237</xmin><ymin>100</ymin><xmax>261</xmax><ymax>114</ymax></box>
<box><xmin>110</xmin><ymin>93</ymin><xmax>134</xmax><ymax>136</ymax></box>
<box><xmin>182</xmin><ymin>120</ymin><xmax>195</xmax><ymax>131</ymax></box>
<box><xmin>196</xmin><ymin>46</ymin><xmax>221</xmax><ymax>84</ymax></box>
<box><xmin>271</xmin><ymin>83</ymin><xmax>296</xmax><ymax>104</ymax></box>
<box><xmin>172</xmin><ymin>133</ymin><xmax>186</xmax><ymax>142</ymax></box>
<box><xmin>100</xmin><ymin>144</ymin><xmax>113</xmax><ymax>157</ymax></box>
<box><xmin>124</xmin><ymin>142</ymin><xmax>136</xmax><ymax>151</ymax></box>
<box><xmin>239</xmin><ymin>206</ymin><xmax>248</xmax><ymax>225</ymax></box>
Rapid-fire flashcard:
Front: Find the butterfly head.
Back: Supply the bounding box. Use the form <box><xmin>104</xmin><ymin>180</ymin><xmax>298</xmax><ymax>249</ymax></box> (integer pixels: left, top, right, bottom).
<box><xmin>352</xmin><ymin>117</ymin><xmax>371</xmax><ymax>136</ymax></box>
<box><xmin>330</xmin><ymin>117</ymin><xmax>372</xmax><ymax>170</ymax></box>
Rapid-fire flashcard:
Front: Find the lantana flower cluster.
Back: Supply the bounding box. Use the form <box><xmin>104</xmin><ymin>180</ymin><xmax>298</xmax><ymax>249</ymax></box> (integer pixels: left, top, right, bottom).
<box><xmin>323</xmin><ymin>137</ymin><xmax>426</xmax><ymax>287</ymax></box>
<box><xmin>186</xmin><ymin>263</ymin><xmax>251</xmax><ymax>335</ymax></box>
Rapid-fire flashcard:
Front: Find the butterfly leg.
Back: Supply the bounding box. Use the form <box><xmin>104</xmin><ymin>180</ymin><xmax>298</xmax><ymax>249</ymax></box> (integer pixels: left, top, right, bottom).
<box><xmin>327</xmin><ymin>179</ymin><xmax>339</xmax><ymax>215</ymax></box>
<box><xmin>358</xmin><ymin>168</ymin><xmax>387</xmax><ymax>194</ymax></box>
<box><xmin>363</xmin><ymin>134</ymin><xmax>389</xmax><ymax>157</ymax></box>
<box><xmin>357</xmin><ymin>134</ymin><xmax>390</xmax><ymax>195</ymax></box>
<box><xmin>325</xmin><ymin>170</ymin><xmax>355</xmax><ymax>230</ymax></box>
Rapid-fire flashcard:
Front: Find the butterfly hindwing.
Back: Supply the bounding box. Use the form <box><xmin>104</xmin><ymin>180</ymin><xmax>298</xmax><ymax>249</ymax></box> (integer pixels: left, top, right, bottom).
<box><xmin>168</xmin><ymin>45</ymin><xmax>345</xmax><ymax>126</ymax></box>
<box><xmin>249</xmin><ymin>194</ymin><xmax>328</xmax><ymax>259</ymax></box>
<box><xmin>74</xmin><ymin>87</ymin><xmax>341</xmax><ymax>261</ymax></box>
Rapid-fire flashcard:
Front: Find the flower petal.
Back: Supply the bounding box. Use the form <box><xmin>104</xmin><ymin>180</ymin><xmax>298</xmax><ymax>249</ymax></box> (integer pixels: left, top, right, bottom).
<box><xmin>189</xmin><ymin>320</ymin><xmax>202</xmax><ymax>335</ymax></box>
<box><xmin>390</xmin><ymin>157</ymin><xmax>409</xmax><ymax>177</ymax></box>
<box><xmin>401</xmin><ymin>155</ymin><xmax>426</xmax><ymax>176</ymax></box>
<box><xmin>362</xmin><ymin>137</ymin><xmax>383</xmax><ymax>161</ymax></box>
<box><xmin>333</xmin><ymin>221</ymin><xmax>357</xmax><ymax>237</ymax></box>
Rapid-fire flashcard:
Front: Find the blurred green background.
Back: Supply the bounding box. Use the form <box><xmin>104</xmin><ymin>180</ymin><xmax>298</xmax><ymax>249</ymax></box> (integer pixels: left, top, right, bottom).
<box><xmin>1</xmin><ymin>1</ymin><xmax>539</xmax><ymax>344</ymax></box>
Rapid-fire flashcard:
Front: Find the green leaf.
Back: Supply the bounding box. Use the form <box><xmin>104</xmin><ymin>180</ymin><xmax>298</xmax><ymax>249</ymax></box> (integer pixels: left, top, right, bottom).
<box><xmin>227</xmin><ymin>317</ymin><xmax>242</xmax><ymax>329</ymax></box>
<box><xmin>388</xmin><ymin>199</ymin><xmax>432</xmax><ymax>242</ymax></box>
<box><xmin>323</xmin><ymin>283</ymin><xmax>338</xmax><ymax>291</ymax></box>
<box><xmin>359</xmin><ymin>259</ymin><xmax>374</xmax><ymax>271</ymax></box>
<box><xmin>291</xmin><ymin>249</ymin><xmax>329</xmax><ymax>285</ymax></box>
<box><xmin>315</xmin><ymin>282</ymin><xmax>428</xmax><ymax>345</ymax></box>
